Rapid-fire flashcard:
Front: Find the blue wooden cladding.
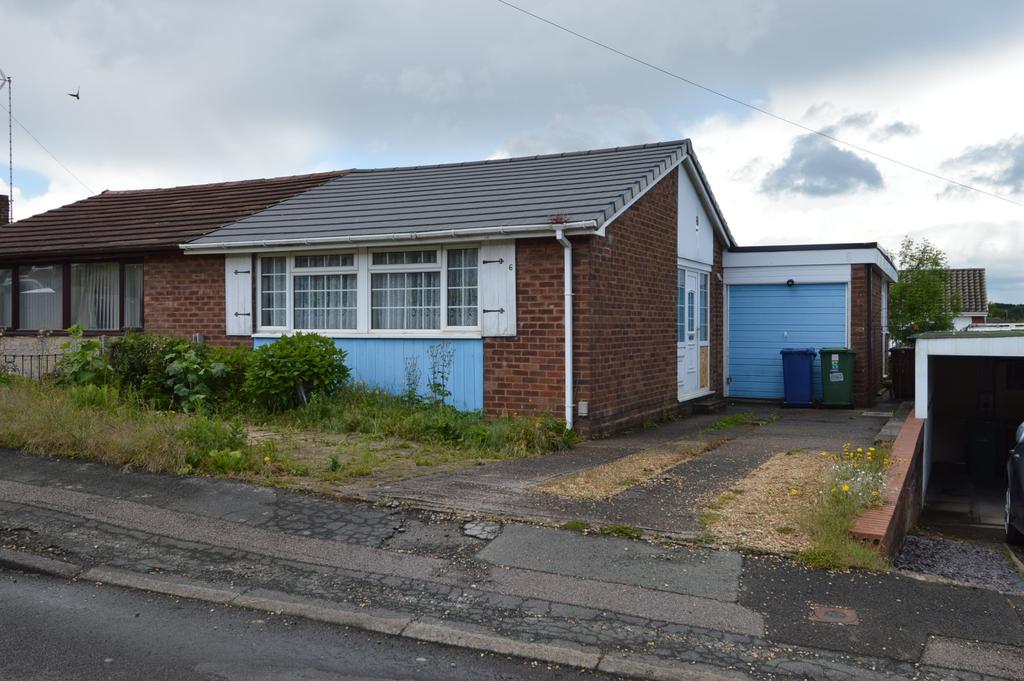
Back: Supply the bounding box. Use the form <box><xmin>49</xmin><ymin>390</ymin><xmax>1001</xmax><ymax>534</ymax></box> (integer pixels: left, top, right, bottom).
<box><xmin>252</xmin><ymin>336</ymin><xmax>484</xmax><ymax>411</ymax></box>
<box><xmin>727</xmin><ymin>283</ymin><xmax>847</xmax><ymax>400</ymax></box>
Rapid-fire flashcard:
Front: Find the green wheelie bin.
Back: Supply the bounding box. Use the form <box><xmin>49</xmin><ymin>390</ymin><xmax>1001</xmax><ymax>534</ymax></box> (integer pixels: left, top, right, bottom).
<box><xmin>819</xmin><ymin>347</ymin><xmax>855</xmax><ymax>406</ymax></box>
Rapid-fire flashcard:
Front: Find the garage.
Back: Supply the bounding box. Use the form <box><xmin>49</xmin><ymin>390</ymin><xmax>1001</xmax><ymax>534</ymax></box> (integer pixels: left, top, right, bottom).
<box><xmin>723</xmin><ymin>244</ymin><xmax>897</xmax><ymax>407</ymax></box>
<box><xmin>727</xmin><ymin>283</ymin><xmax>847</xmax><ymax>400</ymax></box>
<box><xmin>914</xmin><ymin>332</ymin><xmax>1024</xmax><ymax>539</ymax></box>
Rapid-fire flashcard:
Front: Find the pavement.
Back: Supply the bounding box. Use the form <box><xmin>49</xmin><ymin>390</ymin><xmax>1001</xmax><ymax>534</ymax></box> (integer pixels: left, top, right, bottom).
<box><xmin>357</xmin><ymin>404</ymin><xmax>889</xmax><ymax>536</ymax></box>
<box><xmin>2</xmin><ymin>436</ymin><xmax>1024</xmax><ymax>680</ymax></box>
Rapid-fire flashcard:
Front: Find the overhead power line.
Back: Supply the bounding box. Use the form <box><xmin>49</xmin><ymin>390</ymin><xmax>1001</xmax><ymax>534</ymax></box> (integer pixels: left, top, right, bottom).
<box><xmin>0</xmin><ymin>100</ymin><xmax>95</xmax><ymax>195</ymax></box>
<box><xmin>495</xmin><ymin>0</ymin><xmax>1024</xmax><ymax>210</ymax></box>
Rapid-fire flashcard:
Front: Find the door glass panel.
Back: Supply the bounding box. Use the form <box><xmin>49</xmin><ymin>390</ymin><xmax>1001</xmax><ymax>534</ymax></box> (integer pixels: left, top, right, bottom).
<box><xmin>687</xmin><ymin>289</ymin><xmax>696</xmax><ymax>338</ymax></box>
<box><xmin>677</xmin><ymin>270</ymin><xmax>685</xmax><ymax>342</ymax></box>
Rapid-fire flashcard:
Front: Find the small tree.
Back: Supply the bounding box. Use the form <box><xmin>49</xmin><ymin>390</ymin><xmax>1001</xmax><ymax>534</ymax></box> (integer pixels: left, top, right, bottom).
<box><xmin>889</xmin><ymin>237</ymin><xmax>960</xmax><ymax>344</ymax></box>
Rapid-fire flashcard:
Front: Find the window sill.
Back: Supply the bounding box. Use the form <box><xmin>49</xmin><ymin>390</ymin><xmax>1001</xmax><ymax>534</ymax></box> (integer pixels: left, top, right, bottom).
<box><xmin>254</xmin><ymin>330</ymin><xmax>483</xmax><ymax>340</ymax></box>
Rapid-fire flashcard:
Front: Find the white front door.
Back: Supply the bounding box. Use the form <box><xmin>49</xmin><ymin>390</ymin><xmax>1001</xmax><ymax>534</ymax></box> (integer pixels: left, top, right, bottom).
<box><xmin>678</xmin><ymin>269</ymin><xmax>700</xmax><ymax>400</ymax></box>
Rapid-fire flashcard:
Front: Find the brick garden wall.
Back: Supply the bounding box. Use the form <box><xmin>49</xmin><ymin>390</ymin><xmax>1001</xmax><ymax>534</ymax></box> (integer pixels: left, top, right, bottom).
<box><xmin>143</xmin><ymin>253</ymin><xmax>247</xmax><ymax>347</ymax></box>
<box><xmin>483</xmin><ymin>167</ymin><xmax>727</xmax><ymax>434</ymax></box>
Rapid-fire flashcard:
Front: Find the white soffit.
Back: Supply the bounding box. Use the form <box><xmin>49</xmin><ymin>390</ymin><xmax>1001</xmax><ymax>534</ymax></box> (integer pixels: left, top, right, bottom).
<box><xmin>724</xmin><ymin>248</ymin><xmax>897</xmax><ymax>282</ymax></box>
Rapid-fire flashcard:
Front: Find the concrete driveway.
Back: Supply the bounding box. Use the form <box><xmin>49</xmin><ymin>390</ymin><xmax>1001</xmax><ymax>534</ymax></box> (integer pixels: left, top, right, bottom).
<box><xmin>355</xmin><ymin>404</ymin><xmax>891</xmax><ymax>537</ymax></box>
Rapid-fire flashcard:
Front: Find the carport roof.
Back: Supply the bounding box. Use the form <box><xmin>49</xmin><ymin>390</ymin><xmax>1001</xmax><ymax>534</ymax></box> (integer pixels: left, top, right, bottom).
<box><xmin>914</xmin><ymin>330</ymin><xmax>1024</xmax><ymax>339</ymax></box>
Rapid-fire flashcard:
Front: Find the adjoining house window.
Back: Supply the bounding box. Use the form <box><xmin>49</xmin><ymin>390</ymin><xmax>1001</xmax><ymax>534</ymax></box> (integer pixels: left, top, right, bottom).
<box><xmin>294</xmin><ymin>273</ymin><xmax>357</xmax><ymax>330</ymax></box>
<box><xmin>699</xmin><ymin>272</ymin><xmax>709</xmax><ymax>342</ymax></box>
<box><xmin>446</xmin><ymin>248</ymin><xmax>478</xmax><ymax>327</ymax></box>
<box><xmin>677</xmin><ymin>270</ymin><xmax>685</xmax><ymax>342</ymax></box>
<box><xmin>260</xmin><ymin>257</ymin><xmax>287</xmax><ymax>327</ymax></box>
<box><xmin>124</xmin><ymin>263</ymin><xmax>144</xmax><ymax>329</ymax></box>
<box><xmin>19</xmin><ymin>264</ymin><xmax>63</xmax><ymax>331</ymax></box>
<box><xmin>71</xmin><ymin>262</ymin><xmax>120</xmax><ymax>330</ymax></box>
<box><xmin>0</xmin><ymin>268</ymin><xmax>11</xmax><ymax>328</ymax></box>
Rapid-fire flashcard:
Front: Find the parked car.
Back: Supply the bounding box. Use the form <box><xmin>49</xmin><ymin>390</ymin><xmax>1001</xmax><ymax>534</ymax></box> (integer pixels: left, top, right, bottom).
<box><xmin>1007</xmin><ymin>422</ymin><xmax>1024</xmax><ymax>544</ymax></box>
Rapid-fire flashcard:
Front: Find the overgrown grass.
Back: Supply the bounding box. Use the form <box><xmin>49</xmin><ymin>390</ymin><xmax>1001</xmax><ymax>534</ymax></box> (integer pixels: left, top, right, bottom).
<box><xmin>0</xmin><ymin>379</ymin><xmax>255</xmax><ymax>475</ymax></box>
<box><xmin>796</xmin><ymin>443</ymin><xmax>891</xmax><ymax>571</ymax></box>
<box><xmin>267</xmin><ymin>386</ymin><xmax>577</xmax><ymax>459</ymax></box>
<box><xmin>561</xmin><ymin>519</ymin><xmax>591</xmax><ymax>533</ymax></box>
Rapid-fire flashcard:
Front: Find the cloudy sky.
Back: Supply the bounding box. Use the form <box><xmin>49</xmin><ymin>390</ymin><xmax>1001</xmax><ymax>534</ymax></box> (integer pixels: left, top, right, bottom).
<box><xmin>3</xmin><ymin>0</ymin><xmax>1024</xmax><ymax>300</ymax></box>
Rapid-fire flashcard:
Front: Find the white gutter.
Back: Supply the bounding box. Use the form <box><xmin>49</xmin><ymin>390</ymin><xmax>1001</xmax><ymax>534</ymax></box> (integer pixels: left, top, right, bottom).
<box><xmin>554</xmin><ymin>228</ymin><xmax>574</xmax><ymax>431</ymax></box>
<box><xmin>180</xmin><ymin>220</ymin><xmax>600</xmax><ymax>253</ymax></box>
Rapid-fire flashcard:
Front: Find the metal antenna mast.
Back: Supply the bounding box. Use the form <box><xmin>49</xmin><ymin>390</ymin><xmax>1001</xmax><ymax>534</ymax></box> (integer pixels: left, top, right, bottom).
<box><xmin>0</xmin><ymin>69</ymin><xmax>10</xmax><ymax>222</ymax></box>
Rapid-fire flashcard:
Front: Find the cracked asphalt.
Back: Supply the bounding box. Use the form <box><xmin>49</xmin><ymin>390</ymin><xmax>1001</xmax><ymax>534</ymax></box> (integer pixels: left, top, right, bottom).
<box><xmin>1</xmin><ymin>447</ymin><xmax>1023</xmax><ymax>680</ymax></box>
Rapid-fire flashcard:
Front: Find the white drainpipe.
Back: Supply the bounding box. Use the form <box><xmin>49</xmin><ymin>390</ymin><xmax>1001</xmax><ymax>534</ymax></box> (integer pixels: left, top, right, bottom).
<box><xmin>554</xmin><ymin>228</ymin><xmax>574</xmax><ymax>430</ymax></box>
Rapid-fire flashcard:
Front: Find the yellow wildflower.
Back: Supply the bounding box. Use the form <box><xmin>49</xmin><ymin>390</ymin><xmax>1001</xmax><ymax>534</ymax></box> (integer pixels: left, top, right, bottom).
<box><xmin>841</xmin><ymin>484</ymin><xmax>850</xmax><ymax>492</ymax></box>
<box><xmin>856</xmin><ymin>447</ymin><xmax>864</xmax><ymax>453</ymax></box>
<box><xmin>871</xmin><ymin>490</ymin><xmax>879</xmax><ymax>497</ymax></box>
<box><xmin>789</xmin><ymin>489</ymin><xmax>799</xmax><ymax>496</ymax></box>
<box><xmin>263</xmin><ymin>455</ymin><xmax>272</xmax><ymax>464</ymax></box>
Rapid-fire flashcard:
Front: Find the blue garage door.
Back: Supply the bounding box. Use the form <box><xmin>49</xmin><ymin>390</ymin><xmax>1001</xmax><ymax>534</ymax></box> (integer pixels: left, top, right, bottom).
<box><xmin>728</xmin><ymin>283</ymin><xmax>847</xmax><ymax>400</ymax></box>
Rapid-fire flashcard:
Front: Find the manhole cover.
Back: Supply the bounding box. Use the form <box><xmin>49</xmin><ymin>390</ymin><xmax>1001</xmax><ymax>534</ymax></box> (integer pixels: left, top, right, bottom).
<box><xmin>809</xmin><ymin>605</ymin><xmax>859</xmax><ymax>625</ymax></box>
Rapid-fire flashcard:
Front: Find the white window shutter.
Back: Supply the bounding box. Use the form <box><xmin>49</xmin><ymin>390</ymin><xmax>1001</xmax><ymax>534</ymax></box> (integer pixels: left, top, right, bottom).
<box><xmin>480</xmin><ymin>240</ymin><xmax>517</xmax><ymax>337</ymax></box>
<box><xmin>224</xmin><ymin>254</ymin><xmax>253</xmax><ymax>336</ymax></box>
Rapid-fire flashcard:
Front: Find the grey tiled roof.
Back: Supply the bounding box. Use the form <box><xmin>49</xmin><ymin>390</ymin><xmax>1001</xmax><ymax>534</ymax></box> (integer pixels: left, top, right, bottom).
<box><xmin>189</xmin><ymin>140</ymin><xmax>732</xmax><ymax>246</ymax></box>
<box><xmin>945</xmin><ymin>268</ymin><xmax>988</xmax><ymax>312</ymax></box>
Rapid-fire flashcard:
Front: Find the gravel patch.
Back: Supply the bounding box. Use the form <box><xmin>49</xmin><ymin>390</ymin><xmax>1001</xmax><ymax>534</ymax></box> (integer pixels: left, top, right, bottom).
<box><xmin>896</xmin><ymin>534</ymin><xmax>1024</xmax><ymax>594</ymax></box>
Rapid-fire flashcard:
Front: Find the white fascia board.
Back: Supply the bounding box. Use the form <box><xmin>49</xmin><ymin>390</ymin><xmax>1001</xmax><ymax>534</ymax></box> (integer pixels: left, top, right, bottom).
<box><xmin>599</xmin><ymin>153</ymin><xmax>733</xmax><ymax>248</ymax></box>
<box><xmin>914</xmin><ymin>335</ymin><xmax>1024</xmax><ymax>417</ymax></box>
<box><xmin>723</xmin><ymin>263</ymin><xmax>851</xmax><ymax>285</ymax></box>
<box><xmin>678</xmin><ymin>256</ymin><xmax>713</xmax><ymax>272</ymax></box>
<box><xmin>180</xmin><ymin>221</ymin><xmax>598</xmax><ymax>254</ymax></box>
<box><xmin>724</xmin><ymin>248</ymin><xmax>897</xmax><ymax>282</ymax></box>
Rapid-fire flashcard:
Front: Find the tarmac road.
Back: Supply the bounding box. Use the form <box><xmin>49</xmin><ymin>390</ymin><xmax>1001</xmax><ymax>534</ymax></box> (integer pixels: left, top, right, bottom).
<box><xmin>0</xmin><ymin>569</ymin><xmax>611</xmax><ymax>681</ymax></box>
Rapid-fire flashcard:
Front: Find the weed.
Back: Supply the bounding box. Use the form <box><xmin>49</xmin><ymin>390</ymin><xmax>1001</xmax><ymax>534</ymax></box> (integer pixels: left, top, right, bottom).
<box><xmin>698</xmin><ymin>511</ymin><xmax>721</xmax><ymax>528</ymax></box>
<box><xmin>328</xmin><ymin>454</ymin><xmax>341</xmax><ymax>472</ymax></box>
<box><xmin>598</xmin><ymin>524</ymin><xmax>643</xmax><ymax>540</ymax></box>
<box><xmin>694</xmin><ymin>530</ymin><xmax>717</xmax><ymax>545</ymax></box>
<box><xmin>705</xmin><ymin>412</ymin><xmax>779</xmax><ymax>433</ymax></box>
<box><xmin>560</xmin><ymin>519</ymin><xmax>591</xmax><ymax>533</ymax></box>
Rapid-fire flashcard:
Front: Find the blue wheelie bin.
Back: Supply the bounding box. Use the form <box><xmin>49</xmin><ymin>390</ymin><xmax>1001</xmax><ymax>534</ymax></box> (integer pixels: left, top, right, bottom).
<box><xmin>780</xmin><ymin>348</ymin><xmax>816</xmax><ymax>407</ymax></box>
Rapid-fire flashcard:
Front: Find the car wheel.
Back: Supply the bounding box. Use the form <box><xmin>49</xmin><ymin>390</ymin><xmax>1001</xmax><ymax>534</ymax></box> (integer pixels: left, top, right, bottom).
<box><xmin>1007</xmin><ymin>489</ymin><xmax>1024</xmax><ymax>546</ymax></box>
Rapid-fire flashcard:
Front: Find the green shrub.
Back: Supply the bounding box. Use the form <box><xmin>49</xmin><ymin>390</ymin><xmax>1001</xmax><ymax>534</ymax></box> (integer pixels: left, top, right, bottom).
<box><xmin>164</xmin><ymin>343</ymin><xmax>228</xmax><ymax>412</ymax></box>
<box><xmin>244</xmin><ymin>333</ymin><xmax>350</xmax><ymax>412</ymax></box>
<box><xmin>108</xmin><ymin>332</ymin><xmax>180</xmax><ymax>400</ymax></box>
<box><xmin>56</xmin><ymin>325</ymin><xmax>112</xmax><ymax>387</ymax></box>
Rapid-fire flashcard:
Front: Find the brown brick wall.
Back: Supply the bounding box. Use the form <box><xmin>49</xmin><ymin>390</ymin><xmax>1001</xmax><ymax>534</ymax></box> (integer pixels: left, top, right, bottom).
<box><xmin>483</xmin><ymin>167</ymin><xmax>727</xmax><ymax>434</ymax></box>
<box><xmin>851</xmin><ymin>263</ymin><xmax>885</xmax><ymax>406</ymax></box>
<box><xmin>483</xmin><ymin>239</ymin><xmax>567</xmax><ymax>418</ymax></box>
<box><xmin>143</xmin><ymin>253</ymin><xmax>247</xmax><ymax>347</ymax></box>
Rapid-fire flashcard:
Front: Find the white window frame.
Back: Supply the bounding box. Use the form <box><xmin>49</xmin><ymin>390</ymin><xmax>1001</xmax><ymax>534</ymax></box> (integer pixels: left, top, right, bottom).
<box><xmin>292</xmin><ymin>253</ymin><xmax>358</xmax><ymax>331</ymax></box>
<box><xmin>255</xmin><ymin>246</ymin><xmax>482</xmax><ymax>338</ymax></box>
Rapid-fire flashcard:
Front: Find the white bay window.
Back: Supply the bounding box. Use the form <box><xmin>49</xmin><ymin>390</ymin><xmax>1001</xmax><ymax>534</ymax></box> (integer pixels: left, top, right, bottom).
<box><xmin>256</xmin><ymin>246</ymin><xmax>481</xmax><ymax>335</ymax></box>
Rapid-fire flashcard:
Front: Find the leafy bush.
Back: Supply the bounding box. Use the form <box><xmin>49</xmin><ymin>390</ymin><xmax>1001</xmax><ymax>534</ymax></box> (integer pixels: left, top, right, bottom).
<box><xmin>108</xmin><ymin>332</ymin><xmax>181</xmax><ymax>402</ymax></box>
<box><xmin>164</xmin><ymin>343</ymin><xmax>227</xmax><ymax>412</ymax></box>
<box><xmin>56</xmin><ymin>325</ymin><xmax>112</xmax><ymax>387</ymax></box>
<box><xmin>244</xmin><ymin>333</ymin><xmax>350</xmax><ymax>412</ymax></box>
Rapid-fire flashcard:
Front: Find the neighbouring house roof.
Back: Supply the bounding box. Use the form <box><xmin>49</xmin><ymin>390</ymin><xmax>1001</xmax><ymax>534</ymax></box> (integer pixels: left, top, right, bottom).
<box><xmin>944</xmin><ymin>268</ymin><xmax>988</xmax><ymax>313</ymax></box>
<box><xmin>187</xmin><ymin>140</ymin><xmax>736</xmax><ymax>249</ymax></box>
<box><xmin>0</xmin><ymin>170</ymin><xmax>347</xmax><ymax>259</ymax></box>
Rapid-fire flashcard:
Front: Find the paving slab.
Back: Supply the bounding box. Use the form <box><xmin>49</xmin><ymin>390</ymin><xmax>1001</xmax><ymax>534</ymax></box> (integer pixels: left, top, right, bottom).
<box><xmin>921</xmin><ymin>635</ymin><xmax>1024</xmax><ymax>680</ymax></box>
<box><xmin>478</xmin><ymin>524</ymin><xmax>742</xmax><ymax>602</ymax></box>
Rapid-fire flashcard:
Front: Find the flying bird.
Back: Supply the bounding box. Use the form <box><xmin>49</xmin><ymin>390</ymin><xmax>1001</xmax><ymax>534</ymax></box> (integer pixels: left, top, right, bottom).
<box><xmin>68</xmin><ymin>87</ymin><xmax>79</xmax><ymax>100</ymax></box>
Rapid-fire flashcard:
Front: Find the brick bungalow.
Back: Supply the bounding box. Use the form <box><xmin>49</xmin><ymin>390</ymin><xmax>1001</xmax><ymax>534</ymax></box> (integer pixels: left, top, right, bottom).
<box><xmin>0</xmin><ymin>140</ymin><xmax>895</xmax><ymax>434</ymax></box>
